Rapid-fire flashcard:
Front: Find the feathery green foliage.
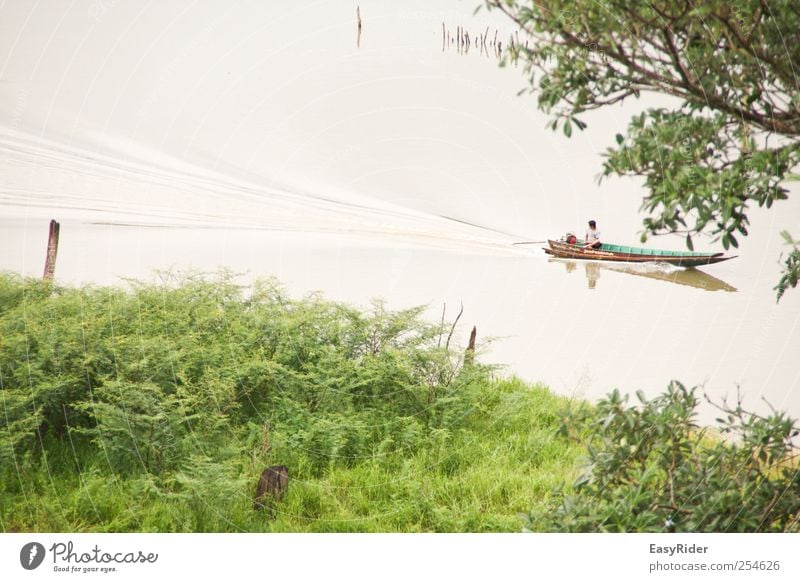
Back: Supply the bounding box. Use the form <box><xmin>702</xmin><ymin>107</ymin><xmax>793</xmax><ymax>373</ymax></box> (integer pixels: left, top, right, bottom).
<box><xmin>0</xmin><ymin>272</ymin><xmax>579</xmax><ymax>532</ymax></box>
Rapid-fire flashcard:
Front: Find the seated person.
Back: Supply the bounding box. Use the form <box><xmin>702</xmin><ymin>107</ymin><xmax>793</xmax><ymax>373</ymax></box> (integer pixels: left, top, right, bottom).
<box><xmin>585</xmin><ymin>220</ymin><xmax>602</xmax><ymax>249</ymax></box>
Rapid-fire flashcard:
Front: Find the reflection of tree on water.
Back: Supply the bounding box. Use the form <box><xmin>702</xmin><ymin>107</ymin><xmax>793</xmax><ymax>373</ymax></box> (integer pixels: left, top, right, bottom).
<box><xmin>550</xmin><ymin>259</ymin><xmax>737</xmax><ymax>292</ymax></box>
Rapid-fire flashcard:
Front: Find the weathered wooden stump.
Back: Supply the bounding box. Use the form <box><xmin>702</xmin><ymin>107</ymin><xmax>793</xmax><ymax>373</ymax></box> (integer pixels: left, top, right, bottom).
<box><xmin>254</xmin><ymin>465</ymin><xmax>289</xmax><ymax>511</ymax></box>
<box><xmin>465</xmin><ymin>325</ymin><xmax>477</xmax><ymax>365</ymax></box>
<box><xmin>43</xmin><ymin>219</ymin><xmax>60</xmax><ymax>280</ymax></box>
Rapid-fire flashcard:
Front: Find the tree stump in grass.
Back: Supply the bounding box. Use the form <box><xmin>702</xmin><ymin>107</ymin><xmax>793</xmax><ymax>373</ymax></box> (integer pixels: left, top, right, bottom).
<box><xmin>254</xmin><ymin>465</ymin><xmax>289</xmax><ymax>513</ymax></box>
<box><xmin>43</xmin><ymin>219</ymin><xmax>60</xmax><ymax>280</ymax></box>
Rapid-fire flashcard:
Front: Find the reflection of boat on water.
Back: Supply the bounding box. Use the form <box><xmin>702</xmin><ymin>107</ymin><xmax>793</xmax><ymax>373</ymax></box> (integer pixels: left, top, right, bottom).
<box><xmin>544</xmin><ymin>239</ymin><xmax>736</xmax><ymax>267</ymax></box>
<box><xmin>550</xmin><ymin>259</ymin><xmax>738</xmax><ymax>292</ymax></box>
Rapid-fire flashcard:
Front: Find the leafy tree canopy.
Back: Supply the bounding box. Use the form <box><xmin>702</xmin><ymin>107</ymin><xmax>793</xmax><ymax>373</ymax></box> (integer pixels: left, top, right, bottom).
<box><xmin>483</xmin><ymin>0</ymin><xmax>800</xmax><ymax>299</ymax></box>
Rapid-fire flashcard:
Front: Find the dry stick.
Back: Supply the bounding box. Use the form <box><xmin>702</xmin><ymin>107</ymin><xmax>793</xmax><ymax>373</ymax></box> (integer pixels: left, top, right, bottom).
<box><xmin>43</xmin><ymin>219</ymin><xmax>60</xmax><ymax>280</ymax></box>
<box><xmin>437</xmin><ymin>303</ymin><xmax>447</xmax><ymax>348</ymax></box>
<box><xmin>757</xmin><ymin>490</ymin><xmax>782</xmax><ymax>528</ymax></box>
<box><xmin>442</xmin><ymin>22</ymin><xmax>445</xmax><ymax>52</ymax></box>
<box><xmin>444</xmin><ymin>302</ymin><xmax>464</xmax><ymax>353</ymax></box>
<box><xmin>356</xmin><ymin>6</ymin><xmax>362</xmax><ymax>48</ymax></box>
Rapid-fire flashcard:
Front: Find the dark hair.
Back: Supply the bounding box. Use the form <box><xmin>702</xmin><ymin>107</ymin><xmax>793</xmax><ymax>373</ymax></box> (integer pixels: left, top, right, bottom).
<box><xmin>588</xmin><ymin>220</ymin><xmax>596</xmax><ymax>228</ymax></box>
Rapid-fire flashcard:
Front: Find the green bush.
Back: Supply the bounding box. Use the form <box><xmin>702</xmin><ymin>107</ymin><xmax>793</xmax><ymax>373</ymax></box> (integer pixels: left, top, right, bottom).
<box><xmin>0</xmin><ymin>272</ymin><xmax>580</xmax><ymax>532</ymax></box>
<box><xmin>527</xmin><ymin>382</ymin><xmax>800</xmax><ymax>532</ymax></box>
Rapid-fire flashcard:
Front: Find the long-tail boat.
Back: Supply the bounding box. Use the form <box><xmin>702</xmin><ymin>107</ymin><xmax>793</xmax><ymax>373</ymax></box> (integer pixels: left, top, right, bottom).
<box><xmin>543</xmin><ymin>239</ymin><xmax>735</xmax><ymax>267</ymax></box>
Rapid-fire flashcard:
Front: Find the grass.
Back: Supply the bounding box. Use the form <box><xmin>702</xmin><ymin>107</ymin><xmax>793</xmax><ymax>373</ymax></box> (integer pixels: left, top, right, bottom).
<box><xmin>0</xmin><ymin>272</ymin><xmax>582</xmax><ymax>532</ymax></box>
<box><xmin>1</xmin><ymin>381</ymin><xmax>580</xmax><ymax>533</ymax></box>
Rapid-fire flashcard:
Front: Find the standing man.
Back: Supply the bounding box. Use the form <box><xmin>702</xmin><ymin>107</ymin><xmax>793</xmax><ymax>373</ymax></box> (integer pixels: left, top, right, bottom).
<box><xmin>585</xmin><ymin>220</ymin><xmax>602</xmax><ymax>249</ymax></box>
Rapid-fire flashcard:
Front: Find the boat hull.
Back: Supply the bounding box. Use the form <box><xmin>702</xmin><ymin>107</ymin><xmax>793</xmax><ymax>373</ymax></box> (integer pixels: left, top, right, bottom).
<box><xmin>543</xmin><ymin>240</ymin><xmax>735</xmax><ymax>267</ymax></box>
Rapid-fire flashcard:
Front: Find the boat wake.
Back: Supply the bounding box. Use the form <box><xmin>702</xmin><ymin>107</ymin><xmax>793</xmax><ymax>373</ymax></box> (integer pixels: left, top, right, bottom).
<box><xmin>0</xmin><ymin>128</ymin><xmax>518</xmax><ymax>254</ymax></box>
<box><xmin>548</xmin><ymin>258</ymin><xmax>737</xmax><ymax>292</ymax></box>
<box><xmin>606</xmin><ymin>261</ymin><xmax>684</xmax><ymax>275</ymax></box>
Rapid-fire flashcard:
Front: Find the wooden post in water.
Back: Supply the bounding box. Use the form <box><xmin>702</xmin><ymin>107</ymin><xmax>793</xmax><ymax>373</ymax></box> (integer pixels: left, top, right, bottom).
<box><xmin>43</xmin><ymin>219</ymin><xmax>60</xmax><ymax>280</ymax></box>
<box><xmin>356</xmin><ymin>6</ymin><xmax>362</xmax><ymax>48</ymax></box>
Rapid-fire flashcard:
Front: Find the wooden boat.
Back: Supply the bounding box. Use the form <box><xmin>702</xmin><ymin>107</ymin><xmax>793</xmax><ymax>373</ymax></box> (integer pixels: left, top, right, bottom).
<box><xmin>543</xmin><ymin>239</ymin><xmax>736</xmax><ymax>267</ymax></box>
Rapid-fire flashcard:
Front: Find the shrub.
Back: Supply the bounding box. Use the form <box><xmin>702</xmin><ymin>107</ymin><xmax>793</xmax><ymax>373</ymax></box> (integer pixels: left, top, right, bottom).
<box><xmin>527</xmin><ymin>382</ymin><xmax>800</xmax><ymax>532</ymax></box>
<box><xmin>0</xmin><ymin>272</ymin><xmax>581</xmax><ymax>532</ymax></box>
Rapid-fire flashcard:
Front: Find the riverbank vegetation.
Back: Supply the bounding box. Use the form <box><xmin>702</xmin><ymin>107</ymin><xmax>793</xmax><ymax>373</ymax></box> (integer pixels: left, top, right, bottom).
<box><xmin>1</xmin><ymin>272</ymin><xmax>798</xmax><ymax>532</ymax></box>
<box><xmin>528</xmin><ymin>384</ymin><xmax>800</xmax><ymax>532</ymax></box>
<box><xmin>0</xmin><ymin>272</ymin><xmax>580</xmax><ymax>532</ymax></box>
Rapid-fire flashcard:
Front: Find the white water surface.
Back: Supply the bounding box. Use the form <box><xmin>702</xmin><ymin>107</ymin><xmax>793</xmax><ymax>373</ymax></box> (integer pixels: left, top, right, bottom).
<box><xmin>2</xmin><ymin>0</ymin><xmax>799</xmax><ymax>421</ymax></box>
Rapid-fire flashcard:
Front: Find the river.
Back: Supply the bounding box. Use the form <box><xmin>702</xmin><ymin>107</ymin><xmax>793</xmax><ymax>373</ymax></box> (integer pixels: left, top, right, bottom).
<box><xmin>1</xmin><ymin>0</ymin><xmax>798</xmax><ymax>421</ymax></box>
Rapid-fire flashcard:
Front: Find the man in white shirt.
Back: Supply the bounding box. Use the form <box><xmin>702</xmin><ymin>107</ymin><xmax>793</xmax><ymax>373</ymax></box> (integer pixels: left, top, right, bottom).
<box><xmin>585</xmin><ymin>220</ymin><xmax>602</xmax><ymax>249</ymax></box>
